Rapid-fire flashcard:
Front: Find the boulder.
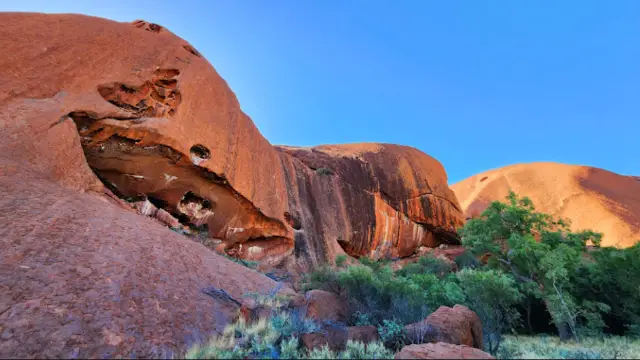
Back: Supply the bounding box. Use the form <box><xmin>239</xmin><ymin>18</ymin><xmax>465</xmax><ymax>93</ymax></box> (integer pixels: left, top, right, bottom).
<box><xmin>404</xmin><ymin>305</ymin><xmax>483</xmax><ymax>349</ymax></box>
<box><xmin>304</xmin><ymin>290</ymin><xmax>348</xmax><ymax>323</ymax></box>
<box><xmin>395</xmin><ymin>343</ymin><xmax>495</xmax><ymax>359</ymax></box>
<box><xmin>451</xmin><ymin>162</ymin><xmax>640</xmax><ymax>248</ymax></box>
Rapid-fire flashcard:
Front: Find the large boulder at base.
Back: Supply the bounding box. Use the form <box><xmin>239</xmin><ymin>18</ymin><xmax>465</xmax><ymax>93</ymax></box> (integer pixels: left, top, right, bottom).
<box><xmin>404</xmin><ymin>305</ymin><xmax>483</xmax><ymax>349</ymax></box>
<box><xmin>0</xmin><ymin>12</ymin><xmax>464</xmax><ymax>275</ymax></box>
<box><xmin>395</xmin><ymin>343</ymin><xmax>495</xmax><ymax>359</ymax></box>
<box><xmin>452</xmin><ymin>162</ymin><xmax>640</xmax><ymax>248</ymax></box>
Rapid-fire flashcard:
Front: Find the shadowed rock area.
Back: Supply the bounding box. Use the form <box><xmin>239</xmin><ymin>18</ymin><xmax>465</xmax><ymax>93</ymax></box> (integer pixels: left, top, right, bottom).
<box><xmin>0</xmin><ymin>12</ymin><xmax>464</xmax><ymax>357</ymax></box>
<box><xmin>452</xmin><ymin>162</ymin><xmax>640</xmax><ymax>248</ymax></box>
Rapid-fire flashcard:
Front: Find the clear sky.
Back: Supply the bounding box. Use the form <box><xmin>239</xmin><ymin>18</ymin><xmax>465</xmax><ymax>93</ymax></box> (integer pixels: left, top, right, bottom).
<box><xmin>3</xmin><ymin>1</ymin><xmax>639</xmax><ymax>183</ymax></box>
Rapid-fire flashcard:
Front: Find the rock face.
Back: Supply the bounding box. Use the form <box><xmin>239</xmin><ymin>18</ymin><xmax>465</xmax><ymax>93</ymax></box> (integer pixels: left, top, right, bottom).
<box><xmin>278</xmin><ymin>144</ymin><xmax>464</xmax><ymax>270</ymax></box>
<box><xmin>0</xmin><ymin>161</ymin><xmax>294</xmax><ymax>358</ymax></box>
<box><xmin>0</xmin><ymin>12</ymin><xmax>464</xmax><ymax>358</ymax></box>
<box><xmin>0</xmin><ymin>12</ymin><xmax>463</xmax><ymax>273</ymax></box>
<box><xmin>452</xmin><ymin>162</ymin><xmax>640</xmax><ymax>248</ymax></box>
<box><xmin>395</xmin><ymin>343</ymin><xmax>495</xmax><ymax>359</ymax></box>
<box><xmin>404</xmin><ymin>305</ymin><xmax>483</xmax><ymax>349</ymax></box>
<box><xmin>304</xmin><ymin>290</ymin><xmax>348</xmax><ymax>323</ymax></box>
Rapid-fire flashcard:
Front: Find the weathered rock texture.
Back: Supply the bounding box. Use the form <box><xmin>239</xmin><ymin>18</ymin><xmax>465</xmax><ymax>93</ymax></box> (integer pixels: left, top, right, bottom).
<box><xmin>404</xmin><ymin>305</ymin><xmax>483</xmax><ymax>349</ymax></box>
<box><xmin>278</xmin><ymin>144</ymin><xmax>464</xmax><ymax>270</ymax></box>
<box><xmin>1</xmin><ymin>12</ymin><xmax>463</xmax><ymax>271</ymax></box>
<box><xmin>0</xmin><ymin>12</ymin><xmax>464</xmax><ymax>357</ymax></box>
<box><xmin>395</xmin><ymin>343</ymin><xmax>495</xmax><ymax>359</ymax></box>
<box><xmin>452</xmin><ymin>162</ymin><xmax>640</xmax><ymax>248</ymax></box>
<box><xmin>0</xmin><ymin>162</ymin><xmax>294</xmax><ymax>358</ymax></box>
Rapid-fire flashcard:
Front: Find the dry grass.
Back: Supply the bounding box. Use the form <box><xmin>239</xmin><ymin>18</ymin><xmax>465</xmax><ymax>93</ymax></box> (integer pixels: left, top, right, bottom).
<box><xmin>497</xmin><ymin>335</ymin><xmax>640</xmax><ymax>359</ymax></box>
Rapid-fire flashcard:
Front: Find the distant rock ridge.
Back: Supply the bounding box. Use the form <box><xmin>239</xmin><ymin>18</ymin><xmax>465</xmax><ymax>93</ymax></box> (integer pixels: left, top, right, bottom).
<box><xmin>452</xmin><ymin>162</ymin><xmax>640</xmax><ymax>248</ymax></box>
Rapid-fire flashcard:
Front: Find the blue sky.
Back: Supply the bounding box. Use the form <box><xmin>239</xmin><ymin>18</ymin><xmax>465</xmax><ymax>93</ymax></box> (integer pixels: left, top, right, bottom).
<box><xmin>3</xmin><ymin>1</ymin><xmax>639</xmax><ymax>183</ymax></box>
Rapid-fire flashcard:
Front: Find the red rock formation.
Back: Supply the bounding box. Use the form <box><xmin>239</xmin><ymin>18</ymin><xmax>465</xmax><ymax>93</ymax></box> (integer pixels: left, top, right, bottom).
<box><xmin>404</xmin><ymin>305</ymin><xmax>483</xmax><ymax>349</ymax></box>
<box><xmin>395</xmin><ymin>343</ymin><xmax>495</xmax><ymax>359</ymax></box>
<box><xmin>304</xmin><ymin>290</ymin><xmax>348</xmax><ymax>323</ymax></box>
<box><xmin>0</xmin><ymin>12</ymin><xmax>463</xmax><ymax>356</ymax></box>
<box><xmin>0</xmin><ymin>12</ymin><xmax>463</xmax><ymax>271</ymax></box>
<box><xmin>278</xmin><ymin>144</ymin><xmax>464</xmax><ymax>270</ymax></box>
<box><xmin>0</xmin><ymin>161</ymin><xmax>295</xmax><ymax>358</ymax></box>
<box><xmin>452</xmin><ymin>162</ymin><xmax>640</xmax><ymax>248</ymax></box>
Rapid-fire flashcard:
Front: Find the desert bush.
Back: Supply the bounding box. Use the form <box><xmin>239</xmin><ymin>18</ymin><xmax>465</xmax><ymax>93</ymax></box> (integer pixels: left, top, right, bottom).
<box><xmin>496</xmin><ymin>335</ymin><xmax>640</xmax><ymax>359</ymax></box>
<box><xmin>339</xmin><ymin>340</ymin><xmax>394</xmax><ymax>359</ymax></box>
<box><xmin>301</xmin><ymin>265</ymin><xmax>342</xmax><ymax>293</ymax></box>
<box><xmin>335</xmin><ymin>254</ymin><xmax>348</xmax><ymax>267</ymax></box>
<box><xmin>304</xmin><ymin>256</ymin><xmax>464</xmax><ymax>328</ymax></box>
<box><xmin>456</xmin><ymin>268</ymin><xmax>523</xmax><ymax>354</ymax></box>
<box><xmin>307</xmin><ymin>345</ymin><xmax>336</xmax><ymax>359</ymax></box>
<box><xmin>377</xmin><ymin>319</ymin><xmax>406</xmax><ymax>350</ymax></box>
<box><xmin>395</xmin><ymin>254</ymin><xmax>453</xmax><ymax>278</ymax></box>
<box><xmin>454</xmin><ymin>250</ymin><xmax>480</xmax><ymax>270</ymax></box>
<box><xmin>187</xmin><ymin>288</ymin><xmax>395</xmax><ymax>359</ymax></box>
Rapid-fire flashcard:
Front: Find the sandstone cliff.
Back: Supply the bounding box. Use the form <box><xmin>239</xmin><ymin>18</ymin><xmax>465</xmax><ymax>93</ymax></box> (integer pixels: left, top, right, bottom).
<box><xmin>0</xmin><ymin>12</ymin><xmax>463</xmax><ymax>270</ymax></box>
<box><xmin>0</xmin><ymin>12</ymin><xmax>463</xmax><ymax>356</ymax></box>
<box><xmin>451</xmin><ymin>162</ymin><xmax>640</xmax><ymax>248</ymax></box>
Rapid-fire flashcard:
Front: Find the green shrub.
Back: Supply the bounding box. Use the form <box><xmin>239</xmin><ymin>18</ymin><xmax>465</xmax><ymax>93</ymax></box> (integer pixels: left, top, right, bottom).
<box><xmin>335</xmin><ymin>254</ymin><xmax>348</xmax><ymax>267</ymax></box>
<box><xmin>454</xmin><ymin>250</ymin><xmax>480</xmax><ymax>270</ymax></box>
<box><xmin>280</xmin><ymin>337</ymin><xmax>302</xmax><ymax>359</ymax></box>
<box><xmin>301</xmin><ymin>265</ymin><xmax>342</xmax><ymax>293</ymax></box>
<box><xmin>185</xmin><ymin>316</ymin><xmax>278</xmax><ymax>359</ymax></box>
<box><xmin>456</xmin><ymin>268</ymin><xmax>523</xmax><ymax>354</ymax></box>
<box><xmin>187</xmin><ymin>289</ymin><xmax>396</xmax><ymax>359</ymax></box>
<box><xmin>340</xmin><ymin>340</ymin><xmax>394</xmax><ymax>359</ymax></box>
<box><xmin>308</xmin><ymin>345</ymin><xmax>336</xmax><ymax>359</ymax></box>
<box><xmin>305</xmin><ymin>256</ymin><xmax>464</xmax><ymax>328</ymax></box>
<box><xmin>353</xmin><ymin>311</ymin><xmax>373</xmax><ymax>326</ymax></box>
<box><xmin>377</xmin><ymin>319</ymin><xmax>406</xmax><ymax>350</ymax></box>
<box><xmin>394</xmin><ymin>255</ymin><xmax>453</xmax><ymax>278</ymax></box>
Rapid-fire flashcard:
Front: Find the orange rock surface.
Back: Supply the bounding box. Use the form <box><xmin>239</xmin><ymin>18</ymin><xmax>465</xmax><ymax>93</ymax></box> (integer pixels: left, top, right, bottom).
<box><xmin>395</xmin><ymin>343</ymin><xmax>495</xmax><ymax>359</ymax></box>
<box><xmin>278</xmin><ymin>144</ymin><xmax>464</xmax><ymax>270</ymax></box>
<box><xmin>0</xmin><ymin>12</ymin><xmax>463</xmax><ymax>271</ymax></box>
<box><xmin>404</xmin><ymin>305</ymin><xmax>483</xmax><ymax>349</ymax></box>
<box><xmin>0</xmin><ymin>12</ymin><xmax>464</xmax><ymax>357</ymax></box>
<box><xmin>452</xmin><ymin>162</ymin><xmax>640</xmax><ymax>248</ymax></box>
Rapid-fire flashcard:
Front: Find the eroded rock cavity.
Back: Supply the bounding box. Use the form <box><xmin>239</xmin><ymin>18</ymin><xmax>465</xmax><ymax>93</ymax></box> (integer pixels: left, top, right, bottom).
<box><xmin>69</xmin><ymin>72</ymin><xmax>292</xmax><ymax>263</ymax></box>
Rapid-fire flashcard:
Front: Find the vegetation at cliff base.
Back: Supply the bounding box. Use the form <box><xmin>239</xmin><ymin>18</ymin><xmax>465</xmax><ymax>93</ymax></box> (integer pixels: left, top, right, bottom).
<box><xmin>188</xmin><ymin>191</ymin><xmax>640</xmax><ymax>358</ymax></box>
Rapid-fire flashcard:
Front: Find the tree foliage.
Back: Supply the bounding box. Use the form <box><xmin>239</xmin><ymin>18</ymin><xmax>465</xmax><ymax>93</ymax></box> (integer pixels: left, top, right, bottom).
<box><xmin>457</xmin><ymin>268</ymin><xmax>523</xmax><ymax>354</ymax></box>
<box><xmin>460</xmin><ymin>191</ymin><xmax>608</xmax><ymax>340</ymax></box>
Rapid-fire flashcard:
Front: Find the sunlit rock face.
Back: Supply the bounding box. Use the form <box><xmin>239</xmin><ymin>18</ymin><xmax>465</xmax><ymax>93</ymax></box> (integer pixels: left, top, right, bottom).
<box><xmin>452</xmin><ymin>162</ymin><xmax>640</xmax><ymax>248</ymax></box>
<box><xmin>0</xmin><ymin>12</ymin><xmax>464</xmax><ymax>269</ymax></box>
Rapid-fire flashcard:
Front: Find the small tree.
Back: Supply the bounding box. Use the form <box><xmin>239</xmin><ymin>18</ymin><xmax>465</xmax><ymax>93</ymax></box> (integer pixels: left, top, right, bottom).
<box><xmin>460</xmin><ymin>191</ymin><xmax>608</xmax><ymax>341</ymax></box>
<box><xmin>456</xmin><ymin>268</ymin><xmax>523</xmax><ymax>354</ymax></box>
